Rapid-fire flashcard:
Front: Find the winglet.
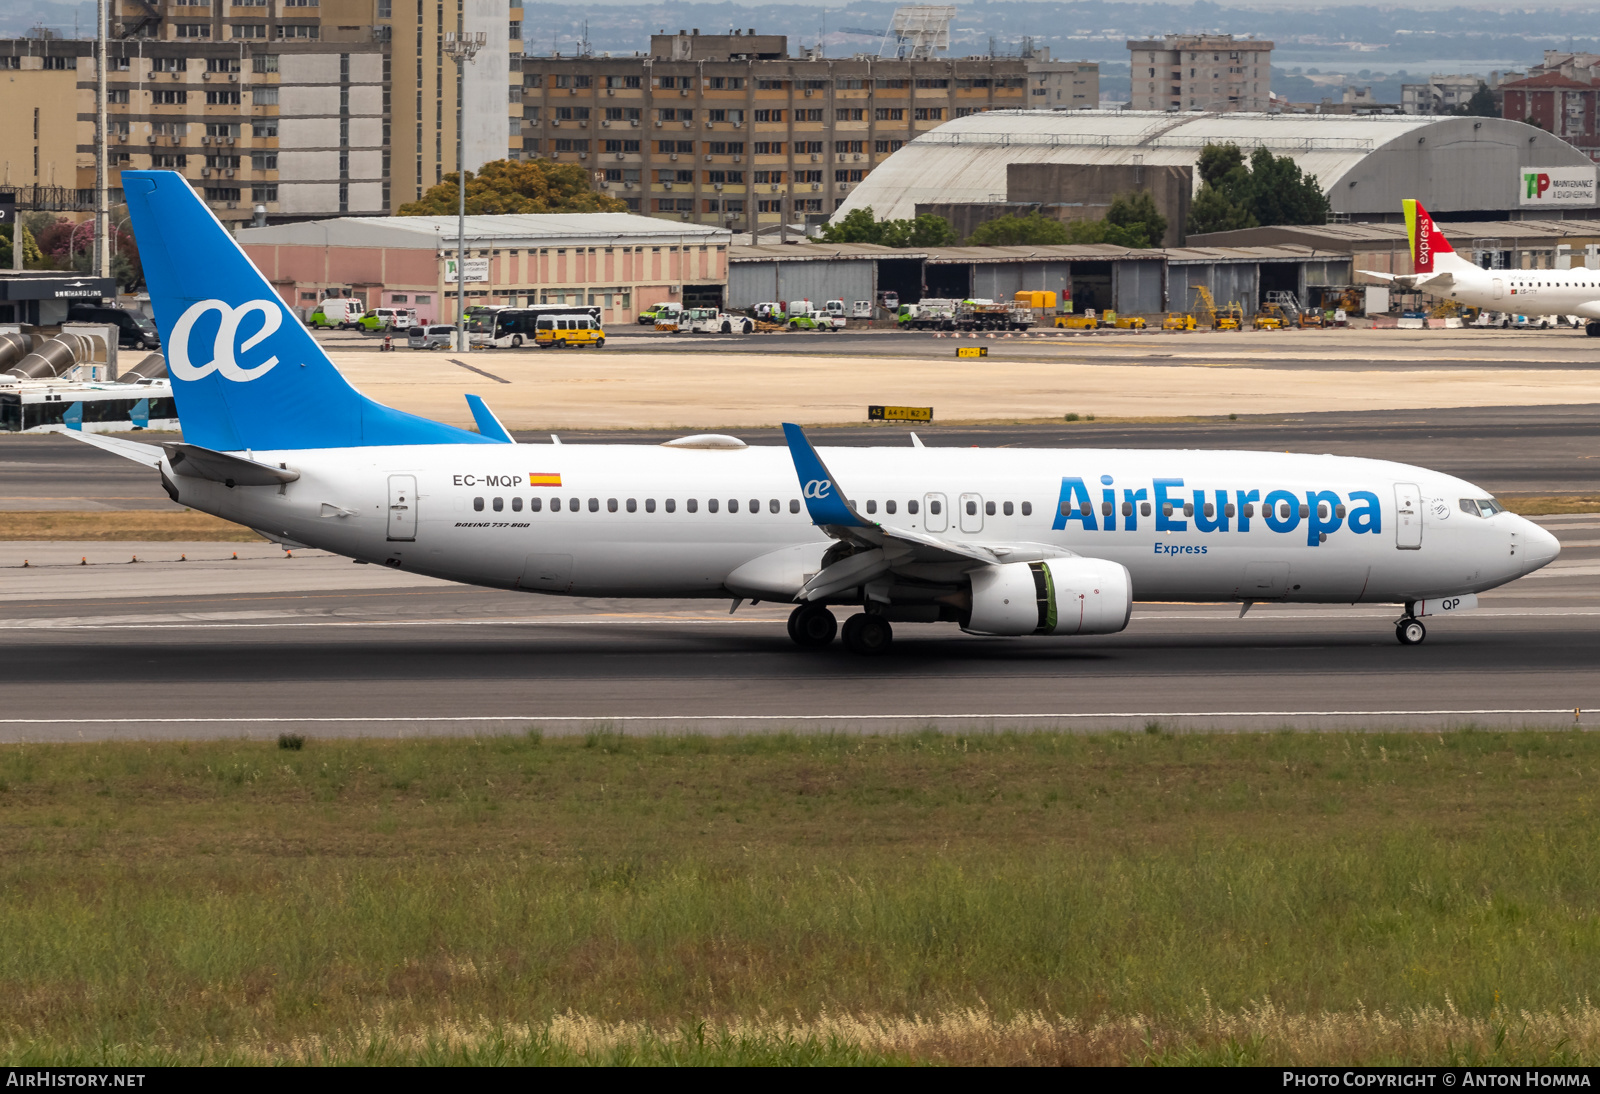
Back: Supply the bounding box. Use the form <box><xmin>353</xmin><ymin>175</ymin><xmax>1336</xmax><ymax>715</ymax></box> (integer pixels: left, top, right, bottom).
<box><xmin>781</xmin><ymin>423</ymin><xmax>871</xmax><ymax>529</ymax></box>
<box><xmin>464</xmin><ymin>394</ymin><xmax>514</xmax><ymax>443</ymax></box>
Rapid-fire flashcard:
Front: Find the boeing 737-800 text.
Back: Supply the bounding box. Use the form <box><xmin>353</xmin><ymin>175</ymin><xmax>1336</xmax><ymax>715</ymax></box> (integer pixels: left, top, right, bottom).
<box><xmin>62</xmin><ymin>172</ymin><xmax>1560</xmax><ymax>653</ymax></box>
<box><xmin>1370</xmin><ymin>199</ymin><xmax>1600</xmax><ymax>334</ymax></box>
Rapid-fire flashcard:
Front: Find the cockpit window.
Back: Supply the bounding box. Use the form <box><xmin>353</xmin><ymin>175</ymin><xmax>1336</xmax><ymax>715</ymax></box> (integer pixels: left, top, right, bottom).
<box><xmin>1459</xmin><ymin>498</ymin><xmax>1504</xmax><ymax>517</ymax></box>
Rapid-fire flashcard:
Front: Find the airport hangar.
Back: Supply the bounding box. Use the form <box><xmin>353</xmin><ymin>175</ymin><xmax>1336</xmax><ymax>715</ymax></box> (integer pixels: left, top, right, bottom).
<box><xmin>833</xmin><ymin>109</ymin><xmax>1600</xmax><ymax>232</ymax></box>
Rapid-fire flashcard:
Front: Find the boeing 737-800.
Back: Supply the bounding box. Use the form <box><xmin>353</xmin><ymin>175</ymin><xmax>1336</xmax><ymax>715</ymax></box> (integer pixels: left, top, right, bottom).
<box><xmin>62</xmin><ymin>172</ymin><xmax>1560</xmax><ymax>652</ymax></box>
<box><xmin>1370</xmin><ymin>199</ymin><xmax>1600</xmax><ymax>335</ymax></box>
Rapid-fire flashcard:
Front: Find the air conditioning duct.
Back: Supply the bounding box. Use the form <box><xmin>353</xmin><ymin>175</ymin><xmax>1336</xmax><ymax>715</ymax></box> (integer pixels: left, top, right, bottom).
<box><xmin>964</xmin><ymin>559</ymin><xmax>1132</xmax><ymax>637</ymax></box>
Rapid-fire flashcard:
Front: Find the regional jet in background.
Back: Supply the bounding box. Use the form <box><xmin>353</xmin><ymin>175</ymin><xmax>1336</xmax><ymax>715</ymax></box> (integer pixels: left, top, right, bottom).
<box><xmin>1366</xmin><ymin>198</ymin><xmax>1600</xmax><ymax>335</ymax></box>
<box><xmin>63</xmin><ymin>171</ymin><xmax>1559</xmax><ymax>652</ymax></box>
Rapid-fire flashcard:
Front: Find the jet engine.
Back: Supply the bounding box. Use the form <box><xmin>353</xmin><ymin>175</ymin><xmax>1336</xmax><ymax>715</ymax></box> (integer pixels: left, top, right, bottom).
<box><xmin>965</xmin><ymin>558</ymin><xmax>1133</xmax><ymax>636</ymax></box>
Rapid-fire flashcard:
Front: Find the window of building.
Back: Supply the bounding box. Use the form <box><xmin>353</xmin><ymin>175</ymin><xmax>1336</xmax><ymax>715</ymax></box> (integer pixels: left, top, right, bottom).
<box><xmin>205</xmin><ymin>90</ymin><xmax>241</xmax><ymax>105</ymax></box>
<box><xmin>274</xmin><ymin>24</ymin><xmax>319</xmax><ymax>38</ymax></box>
<box><xmin>206</xmin><ymin>57</ymin><xmax>240</xmax><ymax>72</ymax></box>
<box><xmin>250</xmin><ymin>152</ymin><xmax>277</xmax><ymax>170</ymax></box>
<box><xmin>108</xmin><ymin>89</ymin><xmax>130</xmax><ymax>104</ymax></box>
<box><xmin>835</xmin><ymin>78</ymin><xmax>865</xmax><ymax>90</ymax></box>
<box><xmin>835</xmin><ymin>108</ymin><xmax>864</xmax><ymax>121</ymax></box>
<box><xmin>913</xmin><ymin>107</ymin><xmax>944</xmax><ymax>121</ymax></box>
<box><xmin>796</xmin><ymin>109</ymin><xmax>824</xmax><ymax>123</ymax></box>
<box><xmin>803</xmin><ymin>198</ymin><xmax>822</xmax><ymax>212</ymax></box>
<box><xmin>205</xmin><ymin>155</ymin><xmax>241</xmax><ymax>169</ymax></box>
<box><xmin>752</xmin><ymin>170</ymin><xmax>782</xmax><ymax>184</ymax></box>
<box><xmin>914</xmin><ymin>77</ymin><xmax>948</xmax><ymax>88</ymax></box>
<box><xmin>251</xmin><ymin>54</ymin><xmax>278</xmax><ymax>73</ymax></box>
<box><xmin>252</xmin><ymin>86</ymin><xmax>278</xmax><ymax>104</ymax></box>
<box><xmin>204</xmin><ymin>187</ymin><xmax>242</xmax><ymax>201</ymax></box>
<box><xmin>508</xmin><ymin>20</ymin><xmax>520</xmax><ymax>39</ymax></box>
<box><xmin>230</xmin><ymin>24</ymin><xmax>265</xmax><ymax>38</ymax></box>
<box><xmin>554</xmin><ymin>139</ymin><xmax>589</xmax><ymax>153</ymax></box>
<box><xmin>797</xmin><ymin>169</ymin><xmax>822</xmax><ymax>183</ymax></box>
<box><xmin>252</xmin><ymin>120</ymin><xmax>278</xmax><ymax>137</ymax></box>
<box><xmin>874</xmin><ymin>139</ymin><xmax>905</xmax><ymax>154</ymax></box>
<box><xmin>175</xmin><ymin>23</ymin><xmax>210</xmax><ymax>38</ymax></box>
<box><xmin>153</xmin><ymin>89</ymin><xmax>188</xmax><ymax>105</ymax></box>
<box><xmin>753</xmin><ymin>109</ymin><xmax>783</xmax><ymax>123</ymax></box>
<box><xmin>252</xmin><ymin>185</ymin><xmax>277</xmax><ymax>201</ymax></box>
<box><xmin>874</xmin><ymin>107</ymin><xmax>904</xmax><ymax>121</ymax></box>
<box><xmin>151</xmin><ymin>154</ymin><xmax>187</xmax><ymax>168</ymax></box>
<box><xmin>753</xmin><ymin>141</ymin><xmax>784</xmax><ymax>155</ymax></box>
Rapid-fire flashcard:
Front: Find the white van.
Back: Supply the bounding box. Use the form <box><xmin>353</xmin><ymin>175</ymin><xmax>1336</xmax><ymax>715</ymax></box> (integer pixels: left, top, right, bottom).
<box><xmin>373</xmin><ymin>307</ymin><xmax>417</xmax><ymax>330</ymax></box>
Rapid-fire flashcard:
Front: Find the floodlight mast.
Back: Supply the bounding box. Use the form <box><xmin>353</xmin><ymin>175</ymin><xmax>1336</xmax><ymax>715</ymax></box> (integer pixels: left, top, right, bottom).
<box><xmin>444</xmin><ymin>28</ymin><xmax>486</xmax><ymax>352</ymax></box>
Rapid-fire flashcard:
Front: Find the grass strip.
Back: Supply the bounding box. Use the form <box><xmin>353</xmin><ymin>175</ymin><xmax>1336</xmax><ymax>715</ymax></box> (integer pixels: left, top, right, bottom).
<box><xmin>4</xmin><ymin>728</ymin><xmax>1600</xmax><ymax>1065</ymax></box>
<box><xmin>0</xmin><ymin>510</ymin><xmax>262</xmax><ymax>541</ymax></box>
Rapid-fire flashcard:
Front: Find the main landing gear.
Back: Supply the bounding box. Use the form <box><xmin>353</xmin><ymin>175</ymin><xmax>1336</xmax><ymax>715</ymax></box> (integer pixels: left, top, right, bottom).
<box><xmin>786</xmin><ymin>605</ymin><xmax>894</xmax><ymax>655</ymax></box>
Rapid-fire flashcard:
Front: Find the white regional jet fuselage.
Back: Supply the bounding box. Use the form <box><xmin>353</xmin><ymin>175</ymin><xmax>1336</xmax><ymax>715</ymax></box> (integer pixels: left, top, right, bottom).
<box><xmin>71</xmin><ymin>170</ymin><xmax>1560</xmax><ymax>654</ymax></box>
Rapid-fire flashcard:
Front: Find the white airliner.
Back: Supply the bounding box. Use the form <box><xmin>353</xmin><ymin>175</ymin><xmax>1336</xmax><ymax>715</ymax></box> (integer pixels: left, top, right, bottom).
<box><xmin>1369</xmin><ymin>199</ymin><xmax>1600</xmax><ymax>335</ymax></box>
<box><xmin>65</xmin><ymin>172</ymin><xmax>1560</xmax><ymax>652</ymax></box>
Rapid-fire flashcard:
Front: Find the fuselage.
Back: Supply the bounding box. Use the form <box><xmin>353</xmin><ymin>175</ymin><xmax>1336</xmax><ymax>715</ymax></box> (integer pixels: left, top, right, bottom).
<box><xmin>1421</xmin><ymin>262</ymin><xmax>1600</xmax><ymax>319</ymax></box>
<box><xmin>166</xmin><ymin>442</ymin><xmax>1561</xmax><ymax>606</ymax></box>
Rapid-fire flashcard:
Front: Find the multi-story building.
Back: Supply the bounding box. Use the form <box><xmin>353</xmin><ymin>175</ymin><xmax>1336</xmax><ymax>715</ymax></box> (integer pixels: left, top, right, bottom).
<box><xmin>1499</xmin><ymin>54</ymin><xmax>1600</xmax><ymax>162</ymax></box>
<box><xmin>1399</xmin><ymin>74</ymin><xmax>1485</xmax><ymax>115</ymax></box>
<box><xmin>1</xmin><ymin>0</ymin><xmax>525</xmax><ymax>230</ymax></box>
<box><xmin>1126</xmin><ymin>34</ymin><xmax>1271</xmax><ymax>113</ymax></box>
<box><xmin>519</xmin><ymin>31</ymin><xmax>1096</xmax><ymax>230</ymax></box>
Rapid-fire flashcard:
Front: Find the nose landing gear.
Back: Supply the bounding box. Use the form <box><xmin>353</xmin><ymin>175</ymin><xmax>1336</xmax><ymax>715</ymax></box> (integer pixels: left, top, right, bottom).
<box><xmin>1395</xmin><ymin>617</ymin><xmax>1427</xmax><ymax>645</ymax></box>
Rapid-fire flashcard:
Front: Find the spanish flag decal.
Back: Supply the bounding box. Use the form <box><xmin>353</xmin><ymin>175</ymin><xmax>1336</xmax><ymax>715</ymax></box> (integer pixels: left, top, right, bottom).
<box><xmin>529</xmin><ymin>473</ymin><xmax>562</xmax><ymax>487</ymax></box>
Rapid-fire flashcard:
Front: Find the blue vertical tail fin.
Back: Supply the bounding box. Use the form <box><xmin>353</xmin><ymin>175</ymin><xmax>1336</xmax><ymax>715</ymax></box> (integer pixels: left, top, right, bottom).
<box><xmin>123</xmin><ymin>170</ymin><xmax>492</xmax><ymax>451</ymax></box>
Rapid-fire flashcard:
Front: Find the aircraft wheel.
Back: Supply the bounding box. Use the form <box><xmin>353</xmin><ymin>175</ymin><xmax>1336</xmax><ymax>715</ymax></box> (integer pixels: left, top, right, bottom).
<box><xmin>1395</xmin><ymin>618</ymin><xmax>1426</xmax><ymax>646</ymax></box>
<box><xmin>841</xmin><ymin>613</ymin><xmax>893</xmax><ymax>655</ymax></box>
<box><xmin>1587</xmin><ymin>322</ymin><xmax>1600</xmax><ymax>337</ymax></box>
<box><xmin>788</xmin><ymin>604</ymin><xmax>837</xmax><ymax>648</ymax></box>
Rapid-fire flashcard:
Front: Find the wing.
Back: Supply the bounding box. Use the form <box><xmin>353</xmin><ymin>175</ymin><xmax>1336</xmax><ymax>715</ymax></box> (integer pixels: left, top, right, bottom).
<box><xmin>779</xmin><ymin>422</ymin><xmax>1073</xmax><ymax>601</ymax></box>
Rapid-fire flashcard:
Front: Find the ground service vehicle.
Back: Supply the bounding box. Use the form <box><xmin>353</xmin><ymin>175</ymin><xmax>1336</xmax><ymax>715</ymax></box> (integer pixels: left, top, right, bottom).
<box><xmin>307</xmin><ymin>299</ymin><xmax>367</xmax><ymax>329</ymax></box>
<box><xmin>786</xmin><ymin>302</ymin><xmax>843</xmax><ymax>331</ymax></box>
<box><xmin>851</xmin><ymin>300</ymin><xmax>874</xmax><ymax>319</ymax></box>
<box><xmin>2</xmin><ymin>379</ymin><xmax>177</xmax><ymax>433</ymax></box>
<box><xmin>474</xmin><ymin>306</ymin><xmax>603</xmax><ymax>348</ymax></box>
<box><xmin>955</xmin><ymin>299</ymin><xmax>1034</xmax><ymax>331</ymax></box>
<box><xmin>407</xmin><ymin>324</ymin><xmax>456</xmax><ymax>350</ymax></box>
<box><xmin>371</xmin><ymin>308</ymin><xmax>417</xmax><ymax>331</ymax></box>
<box><xmin>685</xmin><ymin>309</ymin><xmax>755</xmax><ymax>334</ymax></box>
<box><xmin>823</xmin><ymin>300</ymin><xmax>848</xmax><ymax>322</ymax></box>
<box><xmin>1163</xmin><ymin>313</ymin><xmax>1197</xmax><ymax>331</ymax></box>
<box><xmin>753</xmin><ymin>302</ymin><xmax>787</xmax><ymax>323</ymax></box>
<box><xmin>639</xmin><ymin>302</ymin><xmax>681</xmax><ymax>326</ymax></box>
<box><xmin>78</xmin><ymin>169</ymin><xmax>1563</xmax><ymax>657</ymax></box>
<box><xmin>66</xmin><ymin>304</ymin><xmax>162</xmax><ymax>349</ymax></box>
<box><xmin>897</xmin><ymin>300</ymin><xmax>958</xmax><ymax>330</ymax></box>
<box><xmin>877</xmin><ymin>290</ymin><xmax>899</xmax><ymax>311</ymax></box>
<box><xmin>535</xmin><ymin>311</ymin><xmax>605</xmax><ymax>348</ymax></box>
<box><xmin>1055</xmin><ymin>312</ymin><xmax>1099</xmax><ymax>330</ymax></box>
<box><xmin>1102</xmin><ymin>311</ymin><xmax>1146</xmax><ymax>330</ymax></box>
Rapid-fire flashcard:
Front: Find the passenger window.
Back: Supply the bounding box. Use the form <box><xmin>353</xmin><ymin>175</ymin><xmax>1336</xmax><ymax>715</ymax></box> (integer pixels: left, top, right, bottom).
<box><xmin>645</xmin><ymin>498</ymin><xmax>655</xmax><ymax>512</ymax></box>
<box><xmin>1121</xmin><ymin>501</ymin><xmax>1132</xmax><ymax>517</ymax></box>
<box><xmin>569</xmin><ymin>497</ymin><xmax>580</xmax><ymax>512</ymax></box>
<box><xmin>1162</xmin><ymin>503</ymin><xmax>1173</xmax><ymax>517</ymax></box>
<box><xmin>608</xmin><ymin>498</ymin><xmax>618</xmax><ymax>512</ymax></box>
<box><xmin>708</xmin><ymin>498</ymin><xmax>719</xmax><ymax>513</ymax></box>
<box><xmin>985</xmin><ymin>501</ymin><xmax>996</xmax><ymax>516</ymax></box>
<box><xmin>530</xmin><ymin>497</ymin><xmax>542</xmax><ymax>512</ymax></box>
<box><xmin>1299</xmin><ymin>504</ymin><xmax>1309</xmax><ymax>518</ymax></box>
<box><xmin>665</xmin><ymin>499</ymin><xmax>676</xmax><ymax>512</ymax></box>
<box><xmin>1021</xmin><ymin>501</ymin><xmax>1031</xmax><ymax>516</ymax></box>
<box><xmin>908</xmin><ymin>499</ymin><xmax>919</xmax><ymax>515</ymax></box>
<box><xmin>493</xmin><ymin>497</ymin><xmax>504</xmax><ymax>512</ymax></box>
<box><xmin>1002</xmin><ymin>501</ymin><xmax>1012</xmax><ymax>516</ymax></box>
<box><xmin>1243</xmin><ymin>503</ymin><xmax>1254</xmax><ymax>517</ymax></box>
<box><xmin>886</xmin><ymin>500</ymin><xmax>897</xmax><ymax>515</ymax></box>
<box><xmin>866</xmin><ymin>499</ymin><xmax>877</xmax><ymax>514</ymax></box>
<box><xmin>1140</xmin><ymin>502</ymin><xmax>1151</xmax><ymax>517</ymax></box>
<box><xmin>1280</xmin><ymin>503</ymin><xmax>1292</xmax><ymax>519</ymax></box>
<box><xmin>1183</xmin><ymin>503</ymin><xmax>1194</xmax><ymax>517</ymax></box>
<box><xmin>687</xmin><ymin>499</ymin><xmax>698</xmax><ymax>513</ymax></box>
<box><xmin>750</xmin><ymin>499</ymin><xmax>759</xmax><ymax>514</ymax></box>
<box><xmin>1224</xmin><ymin>503</ymin><xmax>1235</xmax><ymax>518</ymax></box>
<box><xmin>1100</xmin><ymin>501</ymin><xmax>1111</xmax><ymax>517</ymax></box>
<box><xmin>929</xmin><ymin>500</ymin><xmax>941</xmax><ymax>515</ymax></box>
<box><xmin>769</xmin><ymin>499</ymin><xmax>779</xmax><ymax>513</ymax></box>
<box><xmin>589</xmin><ymin>498</ymin><xmax>599</xmax><ymax>512</ymax></box>
<box><xmin>627</xmin><ymin>498</ymin><xmax>637</xmax><ymax>513</ymax></box>
<box><xmin>789</xmin><ymin>499</ymin><xmax>800</xmax><ymax>513</ymax></box>
<box><xmin>1334</xmin><ymin>504</ymin><xmax>1345</xmax><ymax>519</ymax></box>
<box><xmin>1080</xmin><ymin>502</ymin><xmax>1091</xmax><ymax>517</ymax></box>
<box><xmin>1317</xmin><ymin>503</ymin><xmax>1328</xmax><ymax>519</ymax></box>
<box><xmin>728</xmin><ymin>499</ymin><xmax>739</xmax><ymax>513</ymax></box>
<box><xmin>512</xmin><ymin>497</ymin><xmax>523</xmax><ymax>512</ymax></box>
<box><xmin>1202</xmin><ymin>503</ymin><xmax>1213</xmax><ymax>518</ymax></box>
<box><xmin>473</xmin><ymin>496</ymin><xmax>484</xmax><ymax>511</ymax></box>
<box><xmin>967</xmin><ymin>500</ymin><xmax>977</xmax><ymax>516</ymax></box>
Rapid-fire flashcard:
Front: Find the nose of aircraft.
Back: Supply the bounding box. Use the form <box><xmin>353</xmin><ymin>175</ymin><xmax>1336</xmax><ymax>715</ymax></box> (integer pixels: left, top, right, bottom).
<box><xmin>1517</xmin><ymin>516</ymin><xmax>1561</xmax><ymax>574</ymax></box>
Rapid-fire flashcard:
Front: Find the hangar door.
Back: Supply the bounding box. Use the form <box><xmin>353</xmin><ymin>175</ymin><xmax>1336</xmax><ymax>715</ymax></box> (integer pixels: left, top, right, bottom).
<box><xmin>778</xmin><ymin>259</ymin><xmax>874</xmax><ymax>308</ymax></box>
<box><xmin>1114</xmin><ymin>260</ymin><xmax>1164</xmax><ymax>315</ymax></box>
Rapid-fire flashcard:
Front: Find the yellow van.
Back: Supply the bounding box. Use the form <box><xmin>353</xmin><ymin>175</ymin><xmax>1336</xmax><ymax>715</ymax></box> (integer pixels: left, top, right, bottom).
<box><xmin>534</xmin><ymin>313</ymin><xmax>606</xmax><ymax>349</ymax></box>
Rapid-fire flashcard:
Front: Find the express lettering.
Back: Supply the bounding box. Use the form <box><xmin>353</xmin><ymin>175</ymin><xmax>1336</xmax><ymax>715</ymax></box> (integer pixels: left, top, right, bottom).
<box><xmin>1052</xmin><ymin>476</ymin><xmax>1382</xmax><ymax>545</ymax></box>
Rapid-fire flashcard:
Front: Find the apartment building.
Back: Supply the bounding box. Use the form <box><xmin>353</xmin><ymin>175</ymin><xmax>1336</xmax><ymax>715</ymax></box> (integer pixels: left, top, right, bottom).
<box><xmin>1126</xmin><ymin>34</ymin><xmax>1272</xmax><ymax>113</ymax></box>
<box><xmin>1</xmin><ymin>0</ymin><xmax>524</xmax><ymax>229</ymax></box>
<box><xmin>1399</xmin><ymin>74</ymin><xmax>1484</xmax><ymax>115</ymax></box>
<box><xmin>520</xmin><ymin>31</ymin><xmax>1096</xmax><ymax>230</ymax></box>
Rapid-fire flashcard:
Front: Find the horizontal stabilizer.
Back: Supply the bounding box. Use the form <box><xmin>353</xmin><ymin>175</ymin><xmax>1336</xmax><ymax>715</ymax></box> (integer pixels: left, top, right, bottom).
<box><xmin>53</xmin><ymin>428</ymin><xmax>165</xmax><ymax>468</ymax></box>
<box><xmin>162</xmin><ymin>442</ymin><xmax>300</xmax><ymax>486</ymax></box>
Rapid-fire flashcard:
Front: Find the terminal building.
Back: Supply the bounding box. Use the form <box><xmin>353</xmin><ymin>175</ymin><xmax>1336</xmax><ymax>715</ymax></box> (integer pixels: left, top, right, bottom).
<box><xmin>836</xmin><ymin>110</ymin><xmax>1600</xmax><ymax>234</ymax></box>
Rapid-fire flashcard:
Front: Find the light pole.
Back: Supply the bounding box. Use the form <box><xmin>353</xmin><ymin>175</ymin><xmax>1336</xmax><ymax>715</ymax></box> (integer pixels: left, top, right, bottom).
<box><xmin>444</xmin><ymin>28</ymin><xmax>485</xmax><ymax>352</ymax></box>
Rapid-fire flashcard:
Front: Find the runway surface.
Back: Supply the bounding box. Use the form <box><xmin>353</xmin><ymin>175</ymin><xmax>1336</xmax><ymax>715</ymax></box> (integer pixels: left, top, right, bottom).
<box><xmin>2</xmin><ymin>512</ymin><xmax>1597</xmax><ymax>740</ymax></box>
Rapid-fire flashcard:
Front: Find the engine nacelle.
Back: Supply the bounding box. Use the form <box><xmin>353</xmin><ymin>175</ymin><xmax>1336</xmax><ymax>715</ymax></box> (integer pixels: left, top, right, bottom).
<box><xmin>965</xmin><ymin>558</ymin><xmax>1133</xmax><ymax>636</ymax></box>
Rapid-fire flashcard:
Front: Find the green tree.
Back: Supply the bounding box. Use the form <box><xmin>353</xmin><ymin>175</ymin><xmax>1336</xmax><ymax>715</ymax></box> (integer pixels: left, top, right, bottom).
<box><xmin>1197</xmin><ymin>141</ymin><xmax>1247</xmax><ymax>190</ymax></box>
<box><xmin>397</xmin><ymin>158</ymin><xmax>626</xmax><ymax>215</ymax></box>
<box><xmin>0</xmin><ymin>223</ymin><xmax>43</xmax><ymax>269</ymax></box>
<box><xmin>1246</xmin><ymin>145</ymin><xmax>1329</xmax><ymax>227</ymax></box>
<box><xmin>1106</xmin><ymin>190</ymin><xmax>1167</xmax><ymax>247</ymax></box>
<box><xmin>1459</xmin><ymin>82</ymin><xmax>1497</xmax><ymax>118</ymax></box>
<box><xmin>815</xmin><ymin>207</ymin><xmax>955</xmax><ymax>247</ymax></box>
<box><xmin>1062</xmin><ymin>218</ymin><xmax>1151</xmax><ymax>248</ymax></box>
<box><xmin>1186</xmin><ymin>182</ymin><xmax>1259</xmax><ymax>235</ymax></box>
<box><xmin>966</xmin><ymin>211</ymin><xmax>1069</xmax><ymax>246</ymax></box>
